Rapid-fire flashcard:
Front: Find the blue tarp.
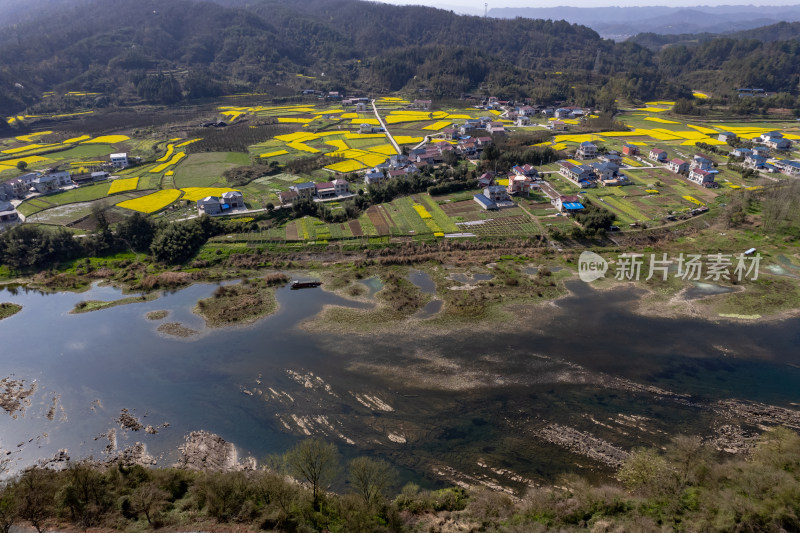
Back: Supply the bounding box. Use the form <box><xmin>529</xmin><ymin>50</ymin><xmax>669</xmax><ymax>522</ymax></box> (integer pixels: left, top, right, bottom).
<box><xmin>563</xmin><ymin>202</ymin><xmax>585</xmax><ymax>210</ymax></box>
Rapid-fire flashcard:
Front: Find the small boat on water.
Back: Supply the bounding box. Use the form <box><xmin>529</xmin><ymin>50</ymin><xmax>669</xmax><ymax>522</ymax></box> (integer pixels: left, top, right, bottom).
<box><xmin>290</xmin><ymin>280</ymin><xmax>322</xmax><ymax>289</ymax></box>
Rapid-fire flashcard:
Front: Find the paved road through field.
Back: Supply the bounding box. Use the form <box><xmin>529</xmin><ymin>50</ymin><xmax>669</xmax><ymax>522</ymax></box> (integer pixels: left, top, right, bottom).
<box><xmin>372</xmin><ymin>100</ymin><xmax>402</xmax><ymax>155</ymax></box>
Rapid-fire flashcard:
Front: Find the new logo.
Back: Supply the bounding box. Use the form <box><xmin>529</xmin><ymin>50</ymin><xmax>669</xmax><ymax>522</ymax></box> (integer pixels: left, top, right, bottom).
<box><xmin>578</xmin><ymin>251</ymin><xmax>608</xmax><ymax>282</ymax></box>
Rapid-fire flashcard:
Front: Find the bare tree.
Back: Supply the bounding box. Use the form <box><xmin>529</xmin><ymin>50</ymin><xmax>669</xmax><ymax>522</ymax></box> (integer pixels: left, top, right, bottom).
<box><xmin>348</xmin><ymin>457</ymin><xmax>395</xmax><ymax>508</ymax></box>
<box><xmin>284</xmin><ymin>438</ymin><xmax>340</xmax><ymax>510</ymax></box>
<box><xmin>129</xmin><ymin>482</ymin><xmax>170</xmax><ymax>525</ymax></box>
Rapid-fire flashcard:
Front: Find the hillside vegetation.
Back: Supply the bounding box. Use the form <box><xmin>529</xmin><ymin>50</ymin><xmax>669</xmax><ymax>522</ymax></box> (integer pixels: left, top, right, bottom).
<box><xmin>3</xmin><ymin>0</ymin><xmax>800</xmax><ymax>116</ymax></box>
<box><xmin>1</xmin><ymin>428</ymin><xmax>800</xmax><ymax>532</ymax></box>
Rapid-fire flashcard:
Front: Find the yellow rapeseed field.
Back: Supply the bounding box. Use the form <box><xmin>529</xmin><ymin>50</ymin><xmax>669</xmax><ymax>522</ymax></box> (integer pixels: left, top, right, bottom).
<box><xmin>82</xmin><ymin>135</ymin><xmax>130</xmax><ymax>144</ymax></box>
<box><xmin>413</xmin><ymin>204</ymin><xmax>432</xmax><ymax>219</ymax></box>
<box><xmin>62</xmin><ymin>135</ymin><xmax>91</xmax><ymax>144</ymax></box>
<box><xmin>157</xmin><ymin>144</ymin><xmax>175</xmax><ymax>162</ymax></box>
<box><xmin>423</xmin><ymin>121</ymin><xmax>452</xmax><ymax>130</ymax></box>
<box><xmin>370</xmin><ymin>144</ymin><xmax>399</xmax><ymax>155</ymax></box>
<box><xmin>108</xmin><ymin>177</ymin><xmax>139</xmax><ymax>194</ymax></box>
<box><xmin>150</xmin><ymin>152</ymin><xmax>186</xmax><ymax>173</ymax></box>
<box><xmin>287</xmin><ymin>141</ymin><xmax>319</xmax><ymax>153</ymax></box>
<box><xmin>259</xmin><ymin>150</ymin><xmax>289</xmax><ymax>159</ymax></box>
<box><xmin>393</xmin><ymin>136</ymin><xmax>423</xmax><ymax>144</ymax></box>
<box><xmin>326</xmin><ymin>160</ymin><xmax>365</xmax><ymax>173</ymax></box>
<box><xmin>683</xmin><ymin>195</ymin><xmax>705</xmax><ymax>206</ymax></box>
<box><xmin>117</xmin><ymin>189</ymin><xmax>182</xmax><ymax>213</ymax></box>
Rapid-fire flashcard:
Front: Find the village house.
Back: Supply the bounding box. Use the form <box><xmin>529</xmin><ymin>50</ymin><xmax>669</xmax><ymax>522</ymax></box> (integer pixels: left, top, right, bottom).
<box><xmin>477</xmin><ymin>172</ymin><xmax>494</xmax><ymax>187</ymax></box>
<box><xmin>457</xmin><ymin>139</ymin><xmax>478</xmax><ymax>157</ymax></box>
<box><xmin>648</xmin><ymin>148</ymin><xmax>668</xmax><ymax>162</ymax></box>
<box><xmin>483</xmin><ymin>185</ymin><xmax>509</xmax><ymax>203</ymax></box>
<box><xmin>717</xmin><ymin>132</ymin><xmax>736</xmax><ymax>143</ymax></box>
<box><xmin>687</xmin><ymin>168</ymin><xmax>717</xmax><ymax>187</ymax></box>
<box><xmin>591</xmin><ymin>161</ymin><xmax>629</xmax><ymax>186</ymax></box>
<box><xmin>752</xmin><ymin>146</ymin><xmax>771</xmax><ymax>158</ymax></box>
<box><xmin>592</xmin><ymin>161</ymin><xmax>629</xmax><ymax>185</ymax></box>
<box><xmin>389</xmin><ymin>154</ymin><xmax>409</xmax><ymax>168</ymax></box>
<box><xmin>221</xmin><ymin>190</ymin><xmax>244</xmax><ymax>209</ymax></box>
<box><xmin>290</xmin><ymin>182</ymin><xmax>316</xmax><ymax>199</ymax></box>
<box><xmin>516</xmin><ymin>105</ymin><xmax>537</xmax><ymax>117</ymax></box>
<box><xmin>411</xmin><ymin>99</ymin><xmax>432</xmax><ymax>110</ymax></box>
<box><xmin>32</xmin><ymin>174</ymin><xmax>61</xmax><ymax>194</ymax></box>
<box><xmin>731</xmin><ymin>147</ymin><xmax>752</xmax><ymax>158</ymax></box>
<box><xmin>668</xmin><ymin>158</ymin><xmax>689</xmax><ymax>174</ymax></box>
<box><xmin>744</xmin><ymin>153</ymin><xmax>767</xmax><ymax>170</ymax></box>
<box><xmin>515</xmin><ymin>116</ymin><xmax>531</xmax><ymax>127</ymax></box>
<box><xmin>442</xmin><ymin>128</ymin><xmax>458</xmax><ymax>141</ymax></box>
<box><xmin>760</xmin><ymin>132</ymin><xmax>791</xmax><ymax>150</ymax></box>
<box><xmin>689</xmin><ymin>155</ymin><xmax>713</xmax><ymax>171</ymax></box>
<box><xmin>552</xmin><ymin>195</ymin><xmax>585</xmax><ymax>214</ymax></box>
<box><xmin>554</xmin><ymin>108</ymin><xmax>572</xmax><ymax>119</ymax></box>
<box><xmin>475</xmin><ymin>137</ymin><xmax>493</xmax><ymax>149</ymax></box>
<box><xmin>549</xmin><ymin>120</ymin><xmax>567</xmax><ymax>131</ymax></box>
<box><xmin>557</xmin><ymin>160</ymin><xmax>596</xmax><ymax>188</ymax></box>
<box><xmin>599</xmin><ymin>151</ymin><xmax>622</xmax><ymax>165</ymax></box>
<box><xmin>197</xmin><ymin>196</ymin><xmax>222</xmax><ymax>215</ymax></box>
<box><xmin>315</xmin><ymin>181</ymin><xmax>337</xmax><ymax>199</ymax></box>
<box><xmin>507</xmin><ymin>174</ymin><xmax>535</xmax><ymax>195</ymax></box>
<box><xmin>278</xmin><ymin>189</ymin><xmax>299</xmax><ymax>206</ymax></box>
<box><xmin>774</xmin><ymin>160</ymin><xmax>800</xmax><ymax>177</ymax></box>
<box><xmin>3</xmin><ymin>172</ymin><xmax>38</xmax><ymax>198</ymax></box>
<box><xmin>312</xmin><ymin>179</ymin><xmax>351</xmax><ymax>200</ymax></box>
<box><xmin>91</xmin><ymin>171</ymin><xmax>110</xmax><ymax>182</ymax></box>
<box><xmin>110</xmin><ymin>152</ymin><xmax>129</xmax><ymax>169</ymax></box>
<box><xmin>364</xmin><ymin>169</ymin><xmax>388</xmax><ymax>186</ymax></box>
<box><xmin>473</xmin><ymin>193</ymin><xmax>498</xmax><ymax>210</ymax></box>
<box><xmin>0</xmin><ymin>200</ymin><xmax>20</xmax><ymax>229</ymax></box>
<box><xmin>575</xmin><ymin>142</ymin><xmax>597</xmax><ymax>160</ymax></box>
<box><xmin>622</xmin><ymin>144</ymin><xmax>640</xmax><ymax>156</ymax></box>
<box><xmin>486</xmin><ymin>122</ymin><xmax>506</xmax><ymax>135</ymax></box>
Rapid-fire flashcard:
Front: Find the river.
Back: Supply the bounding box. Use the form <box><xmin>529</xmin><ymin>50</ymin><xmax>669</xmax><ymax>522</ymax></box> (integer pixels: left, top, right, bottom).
<box><xmin>1</xmin><ymin>278</ymin><xmax>799</xmax><ymax>490</ymax></box>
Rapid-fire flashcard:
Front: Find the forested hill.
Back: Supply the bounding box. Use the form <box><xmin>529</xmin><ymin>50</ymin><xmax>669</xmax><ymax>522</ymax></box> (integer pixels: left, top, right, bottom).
<box><xmin>2</xmin><ymin>0</ymin><xmax>800</xmax><ymax>117</ymax></box>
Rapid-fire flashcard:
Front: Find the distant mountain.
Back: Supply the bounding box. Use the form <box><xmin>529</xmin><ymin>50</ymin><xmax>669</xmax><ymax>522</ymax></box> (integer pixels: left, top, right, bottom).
<box><xmin>489</xmin><ymin>5</ymin><xmax>800</xmax><ymax>41</ymax></box>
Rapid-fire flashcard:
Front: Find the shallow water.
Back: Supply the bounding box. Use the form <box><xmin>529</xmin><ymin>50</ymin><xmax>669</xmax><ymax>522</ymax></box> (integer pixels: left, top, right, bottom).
<box><xmin>407</xmin><ymin>269</ymin><xmax>436</xmax><ymax>294</ymax></box>
<box><xmin>1</xmin><ymin>278</ymin><xmax>800</xmax><ymax>489</ymax></box>
<box><xmin>684</xmin><ymin>281</ymin><xmax>738</xmax><ymax>300</ymax></box>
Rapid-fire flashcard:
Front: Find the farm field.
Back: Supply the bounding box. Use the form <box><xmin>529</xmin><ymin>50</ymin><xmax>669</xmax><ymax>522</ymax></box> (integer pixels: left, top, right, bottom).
<box><xmin>4</xmin><ymin>95</ymin><xmax>800</xmax><ymax>239</ymax></box>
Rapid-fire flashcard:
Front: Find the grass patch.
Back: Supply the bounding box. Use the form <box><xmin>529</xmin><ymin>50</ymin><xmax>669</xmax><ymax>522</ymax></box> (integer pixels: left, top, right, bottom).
<box><xmin>194</xmin><ymin>274</ymin><xmax>289</xmax><ymax>327</ymax></box>
<box><xmin>71</xmin><ymin>293</ymin><xmax>158</xmax><ymax>314</ymax></box>
<box><xmin>0</xmin><ymin>302</ymin><xmax>22</xmax><ymax>320</ymax></box>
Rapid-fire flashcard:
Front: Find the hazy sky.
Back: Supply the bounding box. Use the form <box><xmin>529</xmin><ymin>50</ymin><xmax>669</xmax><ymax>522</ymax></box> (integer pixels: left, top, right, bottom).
<box><xmin>371</xmin><ymin>0</ymin><xmax>800</xmax><ymax>12</ymax></box>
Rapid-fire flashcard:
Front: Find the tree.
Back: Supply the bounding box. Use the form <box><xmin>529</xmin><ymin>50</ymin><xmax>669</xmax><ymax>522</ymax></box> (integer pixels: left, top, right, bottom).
<box><xmin>129</xmin><ymin>482</ymin><xmax>170</xmax><ymax>525</ymax></box>
<box><xmin>284</xmin><ymin>438</ymin><xmax>340</xmax><ymax>510</ymax></box>
<box><xmin>15</xmin><ymin>468</ymin><xmax>55</xmax><ymax>533</ymax></box>
<box><xmin>617</xmin><ymin>448</ymin><xmax>672</xmax><ymax>497</ymax></box>
<box><xmin>348</xmin><ymin>457</ymin><xmax>395</xmax><ymax>508</ymax></box>
<box><xmin>16</xmin><ymin>161</ymin><xmax>26</xmax><ymax>171</ymax></box>
<box><xmin>116</xmin><ymin>213</ymin><xmax>156</xmax><ymax>253</ymax></box>
<box><xmin>0</xmin><ymin>487</ymin><xmax>17</xmax><ymax>533</ymax></box>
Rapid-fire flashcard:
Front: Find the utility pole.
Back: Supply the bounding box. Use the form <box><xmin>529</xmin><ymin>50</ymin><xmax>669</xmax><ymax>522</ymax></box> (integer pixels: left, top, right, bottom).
<box><xmin>484</xmin><ymin>3</ymin><xmax>488</xmax><ymax>17</ymax></box>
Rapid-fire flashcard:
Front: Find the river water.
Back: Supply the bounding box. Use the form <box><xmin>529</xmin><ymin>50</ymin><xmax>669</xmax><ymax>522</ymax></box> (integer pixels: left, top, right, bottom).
<box><xmin>1</xmin><ymin>278</ymin><xmax>799</xmax><ymax>489</ymax></box>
